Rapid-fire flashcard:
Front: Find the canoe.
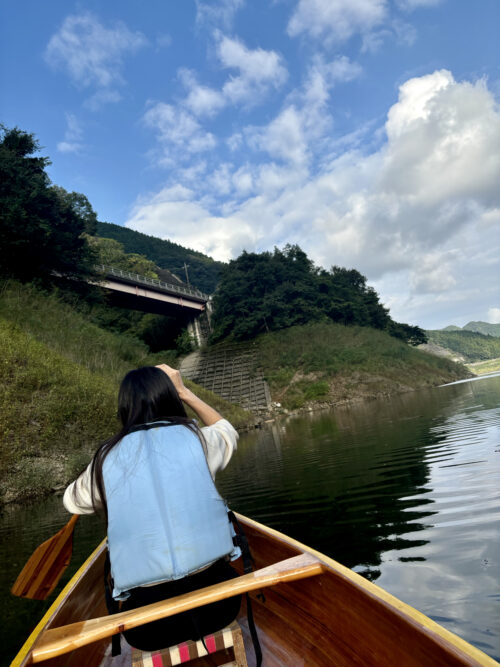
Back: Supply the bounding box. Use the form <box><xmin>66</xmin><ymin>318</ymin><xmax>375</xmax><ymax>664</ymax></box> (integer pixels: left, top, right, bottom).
<box><xmin>12</xmin><ymin>513</ymin><xmax>499</xmax><ymax>667</ymax></box>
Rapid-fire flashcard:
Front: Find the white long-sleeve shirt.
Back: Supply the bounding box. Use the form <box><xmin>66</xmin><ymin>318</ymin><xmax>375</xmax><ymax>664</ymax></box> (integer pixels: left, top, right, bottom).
<box><xmin>63</xmin><ymin>418</ymin><xmax>238</xmax><ymax>515</ymax></box>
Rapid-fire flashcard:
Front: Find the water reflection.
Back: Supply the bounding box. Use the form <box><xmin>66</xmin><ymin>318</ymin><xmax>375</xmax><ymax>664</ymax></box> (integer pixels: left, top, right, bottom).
<box><xmin>218</xmin><ymin>376</ymin><xmax>500</xmax><ymax>659</ymax></box>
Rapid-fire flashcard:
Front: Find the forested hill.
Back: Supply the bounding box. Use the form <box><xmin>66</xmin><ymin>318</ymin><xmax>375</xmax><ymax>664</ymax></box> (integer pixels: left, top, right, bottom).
<box><xmin>95</xmin><ymin>221</ymin><xmax>223</xmax><ymax>294</ymax></box>
<box><xmin>442</xmin><ymin>321</ymin><xmax>500</xmax><ymax>337</ymax></box>
<box><xmin>426</xmin><ymin>329</ymin><xmax>500</xmax><ymax>362</ymax></box>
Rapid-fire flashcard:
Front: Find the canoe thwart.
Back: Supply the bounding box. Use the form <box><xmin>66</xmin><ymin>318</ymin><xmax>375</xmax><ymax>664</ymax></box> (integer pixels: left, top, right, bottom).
<box><xmin>31</xmin><ymin>553</ymin><xmax>324</xmax><ymax>663</ymax></box>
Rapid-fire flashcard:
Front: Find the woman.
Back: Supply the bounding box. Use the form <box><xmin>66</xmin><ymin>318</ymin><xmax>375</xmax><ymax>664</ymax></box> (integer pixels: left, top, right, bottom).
<box><xmin>63</xmin><ymin>363</ymin><xmax>241</xmax><ymax>651</ymax></box>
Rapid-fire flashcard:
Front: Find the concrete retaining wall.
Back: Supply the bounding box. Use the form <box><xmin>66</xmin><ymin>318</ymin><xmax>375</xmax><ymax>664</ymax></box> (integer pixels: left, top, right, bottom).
<box><xmin>180</xmin><ymin>343</ymin><xmax>271</xmax><ymax>412</ymax></box>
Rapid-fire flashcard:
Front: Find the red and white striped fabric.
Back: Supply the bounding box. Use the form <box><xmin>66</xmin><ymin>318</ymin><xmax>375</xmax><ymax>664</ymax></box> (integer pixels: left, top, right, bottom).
<box><xmin>131</xmin><ymin>623</ymin><xmax>239</xmax><ymax>666</ymax></box>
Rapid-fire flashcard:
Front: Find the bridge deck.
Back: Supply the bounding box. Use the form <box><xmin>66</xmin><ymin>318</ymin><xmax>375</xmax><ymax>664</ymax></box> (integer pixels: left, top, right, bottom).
<box><xmin>96</xmin><ymin>265</ymin><xmax>209</xmax><ymax>303</ymax></box>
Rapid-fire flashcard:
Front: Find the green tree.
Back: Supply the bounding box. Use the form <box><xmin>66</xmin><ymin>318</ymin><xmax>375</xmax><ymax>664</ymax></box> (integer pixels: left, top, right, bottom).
<box><xmin>388</xmin><ymin>322</ymin><xmax>428</xmax><ymax>346</ymax></box>
<box><xmin>87</xmin><ymin>235</ymin><xmax>159</xmax><ymax>278</ymax></box>
<box><xmin>95</xmin><ymin>221</ymin><xmax>222</xmax><ymax>293</ymax></box>
<box><xmin>52</xmin><ymin>187</ymin><xmax>98</xmax><ymax>235</ymax></box>
<box><xmin>210</xmin><ymin>245</ymin><xmax>427</xmax><ymax>345</ymax></box>
<box><xmin>0</xmin><ymin>126</ymin><xmax>96</xmax><ymax>283</ymax></box>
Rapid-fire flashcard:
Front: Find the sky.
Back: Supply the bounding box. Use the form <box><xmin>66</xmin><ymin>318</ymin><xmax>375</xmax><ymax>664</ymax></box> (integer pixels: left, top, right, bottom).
<box><xmin>1</xmin><ymin>0</ymin><xmax>499</xmax><ymax>330</ymax></box>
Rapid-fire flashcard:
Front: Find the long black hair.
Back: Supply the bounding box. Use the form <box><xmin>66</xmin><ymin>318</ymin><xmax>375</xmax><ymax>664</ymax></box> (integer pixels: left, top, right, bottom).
<box><xmin>79</xmin><ymin>366</ymin><xmax>205</xmax><ymax>517</ymax></box>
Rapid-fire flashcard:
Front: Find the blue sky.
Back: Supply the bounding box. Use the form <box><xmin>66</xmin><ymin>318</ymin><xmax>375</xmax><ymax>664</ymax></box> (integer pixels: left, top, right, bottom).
<box><xmin>1</xmin><ymin>0</ymin><xmax>499</xmax><ymax>329</ymax></box>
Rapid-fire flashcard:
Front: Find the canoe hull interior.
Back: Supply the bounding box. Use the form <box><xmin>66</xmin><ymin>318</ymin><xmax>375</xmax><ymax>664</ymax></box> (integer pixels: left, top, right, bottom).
<box><xmin>13</xmin><ymin>515</ymin><xmax>498</xmax><ymax>667</ymax></box>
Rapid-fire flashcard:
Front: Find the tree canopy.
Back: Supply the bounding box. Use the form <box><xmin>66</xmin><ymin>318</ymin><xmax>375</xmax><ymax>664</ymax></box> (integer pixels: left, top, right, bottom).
<box><xmin>210</xmin><ymin>245</ymin><xmax>427</xmax><ymax>346</ymax></box>
<box><xmin>86</xmin><ymin>235</ymin><xmax>159</xmax><ymax>279</ymax></box>
<box><xmin>95</xmin><ymin>221</ymin><xmax>222</xmax><ymax>294</ymax></box>
<box><xmin>0</xmin><ymin>125</ymin><xmax>96</xmax><ymax>284</ymax></box>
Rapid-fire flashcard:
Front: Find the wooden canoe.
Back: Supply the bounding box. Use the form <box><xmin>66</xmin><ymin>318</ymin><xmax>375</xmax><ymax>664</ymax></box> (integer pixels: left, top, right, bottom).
<box><xmin>12</xmin><ymin>513</ymin><xmax>499</xmax><ymax>667</ymax></box>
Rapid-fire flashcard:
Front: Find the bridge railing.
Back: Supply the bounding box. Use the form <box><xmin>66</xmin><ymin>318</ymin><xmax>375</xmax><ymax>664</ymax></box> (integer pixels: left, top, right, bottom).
<box><xmin>95</xmin><ymin>265</ymin><xmax>209</xmax><ymax>301</ymax></box>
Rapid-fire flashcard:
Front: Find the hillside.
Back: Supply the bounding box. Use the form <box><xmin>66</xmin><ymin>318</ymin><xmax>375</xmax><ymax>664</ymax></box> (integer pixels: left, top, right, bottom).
<box><xmin>256</xmin><ymin>322</ymin><xmax>471</xmax><ymax>411</ymax></box>
<box><xmin>463</xmin><ymin>321</ymin><xmax>500</xmax><ymax>337</ymax></box>
<box><xmin>0</xmin><ymin>281</ymin><xmax>253</xmax><ymax>504</ymax></box>
<box><xmin>426</xmin><ymin>329</ymin><xmax>500</xmax><ymax>362</ymax></box>
<box><xmin>440</xmin><ymin>321</ymin><xmax>500</xmax><ymax>337</ymax></box>
<box><xmin>95</xmin><ymin>221</ymin><xmax>223</xmax><ymax>294</ymax></box>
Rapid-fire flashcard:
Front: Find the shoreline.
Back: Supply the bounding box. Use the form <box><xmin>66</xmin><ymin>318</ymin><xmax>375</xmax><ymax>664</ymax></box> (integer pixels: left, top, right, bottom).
<box><xmin>1</xmin><ymin>367</ymin><xmax>477</xmax><ymax>508</ymax></box>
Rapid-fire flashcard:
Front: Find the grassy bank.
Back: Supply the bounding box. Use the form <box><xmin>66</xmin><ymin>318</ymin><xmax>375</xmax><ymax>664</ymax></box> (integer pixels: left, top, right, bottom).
<box><xmin>465</xmin><ymin>358</ymin><xmax>500</xmax><ymax>375</ymax></box>
<box><xmin>256</xmin><ymin>322</ymin><xmax>472</xmax><ymax>410</ymax></box>
<box><xmin>0</xmin><ymin>281</ymin><xmax>253</xmax><ymax>504</ymax></box>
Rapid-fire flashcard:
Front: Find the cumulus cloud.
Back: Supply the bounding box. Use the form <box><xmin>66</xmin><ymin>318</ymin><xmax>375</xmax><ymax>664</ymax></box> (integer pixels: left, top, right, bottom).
<box><xmin>57</xmin><ymin>113</ymin><xmax>84</xmax><ymax>153</ymax></box>
<box><xmin>246</xmin><ymin>55</ymin><xmax>361</xmax><ymax>166</ymax></box>
<box><xmin>130</xmin><ymin>70</ymin><xmax>500</xmax><ymax>326</ymax></box>
<box><xmin>178</xmin><ymin>69</ymin><xmax>226</xmax><ymax>117</ymax></box>
<box><xmin>176</xmin><ymin>37</ymin><xmax>287</xmax><ymax>119</ymax></box>
<box><xmin>288</xmin><ymin>0</ymin><xmax>388</xmax><ymax>44</ymax></box>
<box><xmin>143</xmin><ymin>103</ymin><xmax>216</xmax><ymax>161</ymax></box>
<box><xmin>126</xmin><ymin>185</ymin><xmax>256</xmax><ymax>261</ymax></box>
<box><xmin>45</xmin><ymin>12</ymin><xmax>146</xmax><ymax>106</ymax></box>
<box><xmin>146</xmin><ymin>35</ymin><xmax>288</xmax><ymax>164</ymax></box>
<box><xmin>216</xmin><ymin>34</ymin><xmax>288</xmax><ymax>105</ymax></box>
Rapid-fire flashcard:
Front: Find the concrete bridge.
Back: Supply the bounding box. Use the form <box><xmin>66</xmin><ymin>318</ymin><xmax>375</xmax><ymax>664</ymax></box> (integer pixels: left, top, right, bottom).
<box><xmin>95</xmin><ymin>265</ymin><xmax>211</xmax><ymax>345</ymax></box>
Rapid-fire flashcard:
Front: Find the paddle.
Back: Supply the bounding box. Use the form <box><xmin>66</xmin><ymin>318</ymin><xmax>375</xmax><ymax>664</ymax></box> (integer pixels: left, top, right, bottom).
<box><xmin>11</xmin><ymin>514</ymin><xmax>79</xmax><ymax>600</ymax></box>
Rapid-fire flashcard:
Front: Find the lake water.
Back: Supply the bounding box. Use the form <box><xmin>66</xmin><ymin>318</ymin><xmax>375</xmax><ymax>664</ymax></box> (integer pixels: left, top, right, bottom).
<box><xmin>2</xmin><ymin>373</ymin><xmax>499</xmax><ymax>665</ymax></box>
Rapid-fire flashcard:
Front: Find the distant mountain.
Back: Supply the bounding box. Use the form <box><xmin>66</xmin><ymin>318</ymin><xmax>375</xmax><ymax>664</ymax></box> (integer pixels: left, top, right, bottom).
<box><xmin>95</xmin><ymin>221</ymin><xmax>224</xmax><ymax>294</ymax></box>
<box><xmin>439</xmin><ymin>321</ymin><xmax>500</xmax><ymax>338</ymax></box>
<box><xmin>426</xmin><ymin>329</ymin><xmax>500</xmax><ymax>361</ymax></box>
<box><xmin>463</xmin><ymin>321</ymin><xmax>500</xmax><ymax>337</ymax></box>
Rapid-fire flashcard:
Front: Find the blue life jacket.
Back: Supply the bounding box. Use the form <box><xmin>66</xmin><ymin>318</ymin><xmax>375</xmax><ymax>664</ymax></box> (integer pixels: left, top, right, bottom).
<box><xmin>102</xmin><ymin>423</ymin><xmax>239</xmax><ymax>600</ymax></box>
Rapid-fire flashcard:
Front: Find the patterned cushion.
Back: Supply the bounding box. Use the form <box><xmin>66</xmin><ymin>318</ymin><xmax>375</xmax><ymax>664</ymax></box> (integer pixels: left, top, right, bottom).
<box><xmin>131</xmin><ymin>622</ymin><xmax>241</xmax><ymax>666</ymax></box>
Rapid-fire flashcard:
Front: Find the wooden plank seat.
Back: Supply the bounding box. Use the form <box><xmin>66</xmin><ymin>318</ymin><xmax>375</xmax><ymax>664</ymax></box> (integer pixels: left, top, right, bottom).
<box><xmin>131</xmin><ymin>620</ymin><xmax>247</xmax><ymax>667</ymax></box>
<box><xmin>30</xmin><ymin>553</ymin><xmax>324</xmax><ymax>663</ymax></box>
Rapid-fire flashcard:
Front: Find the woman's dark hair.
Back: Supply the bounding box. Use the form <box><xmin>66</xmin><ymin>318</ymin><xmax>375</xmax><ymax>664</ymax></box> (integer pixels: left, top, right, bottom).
<box><xmin>79</xmin><ymin>366</ymin><xmax>205</xmax><ymax>517</ymax></box>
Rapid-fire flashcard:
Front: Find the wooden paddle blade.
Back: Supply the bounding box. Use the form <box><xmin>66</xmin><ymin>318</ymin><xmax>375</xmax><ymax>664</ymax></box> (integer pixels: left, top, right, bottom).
<box><xmin>11</xmin><ymin>514</ymin><xmax>79</xmax><ymax>600</ymax></box>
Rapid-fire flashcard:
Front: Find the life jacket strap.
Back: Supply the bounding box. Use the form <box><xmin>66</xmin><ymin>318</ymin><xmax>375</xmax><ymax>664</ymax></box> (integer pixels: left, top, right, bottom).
<box><xmin>228</xmin><ymin>511</ymin><xmax>263</xmax><ymax>667</ymax></box>
<box><xmin>103</xmin><ymin>548</ymin><xmax>121</xmax><ymax>657</ymax></box>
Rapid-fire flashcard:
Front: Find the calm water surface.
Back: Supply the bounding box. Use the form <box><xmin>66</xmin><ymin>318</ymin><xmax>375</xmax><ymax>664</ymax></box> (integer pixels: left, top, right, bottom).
<box><xmin>1</xmin><ymin>374</ymin><xmax>499</xmax><ymax>665</ymax></box>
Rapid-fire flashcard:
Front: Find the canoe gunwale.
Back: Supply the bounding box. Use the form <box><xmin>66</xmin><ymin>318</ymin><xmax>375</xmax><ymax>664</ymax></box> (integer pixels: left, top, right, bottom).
<box><xmin>236</xmin><ymin>513</ymin><xmax>499</xmax><ymax>667</ymax></box>
<box><xmin>11</xmin><ymin>539</ymin><xmax>108</xmax><ymax>667</ymax></box>
<box><xmin>12</xmin><ymin>514</ymin><xmax>500</xmax><ymax>667</ymax></box>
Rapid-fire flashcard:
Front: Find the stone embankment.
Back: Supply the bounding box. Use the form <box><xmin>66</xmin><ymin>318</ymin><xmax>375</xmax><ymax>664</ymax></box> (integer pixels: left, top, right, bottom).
<box><xmin>180</xmin><ymin>343</ymin><xmax>271</xmax><ymax>414</ymax></box>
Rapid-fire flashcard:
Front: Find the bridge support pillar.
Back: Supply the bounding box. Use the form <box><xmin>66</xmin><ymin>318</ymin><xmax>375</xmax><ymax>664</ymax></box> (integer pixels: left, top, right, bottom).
<box><xmin>187</xmin><ymin>318</ymin><xmax>204</xmax><ymax>347</ymax></box>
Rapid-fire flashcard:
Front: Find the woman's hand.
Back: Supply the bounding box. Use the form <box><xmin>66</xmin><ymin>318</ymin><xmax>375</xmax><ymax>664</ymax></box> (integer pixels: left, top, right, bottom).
<box><xmin>155</xmin><ymin>364</ymin><xmax>187</xmax><ymax>398</ymax></box>
<box><xmin>156</xmin><ymin>363</ymin><xmax>223</xmax><ymax>426</ymax></box>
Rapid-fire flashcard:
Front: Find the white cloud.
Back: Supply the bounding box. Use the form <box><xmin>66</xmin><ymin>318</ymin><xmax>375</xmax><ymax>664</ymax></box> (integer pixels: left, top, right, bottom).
<box><xmin>172</xmin><ymin>36</ymin><xmax>287</xmax><ymax>131</ymax></box>
<box><xmin>57</xmin><ymin>113</ymin><xmax>84</xmax><ymax>153</ymax></box>
<box><xmin>45</xmin><ymin>12</ymin><xmax>146</xmax><ymax>106</ymax></box>
<box><xmin>178</xmin><ymin>69</ymin><xmax>226</xmax><ymax>117</ymax></box>
<box><xmin>130</xmin><ymin>70</ymin><xmax>500</xmax><ymax>327</ymax></box>
<box><xmin>249</xmin><ymin>106</ymin><xmax>309</xmax><ymax>165</ymax></box>
<box><xmin>361</xmin><ymin>19</ymin><xmax>416</xmax><ymax>53</ymax></box>
<box><xmin>396</xmin><ymin>0</ymin><xmax>442</xmax><ymax>10</ymax></box>
<box><xmin>245</xmin><ymin>55</ymin><xmax>361</xmax><ymax>166</ymax></box>
<box><xmin>488</xmin><ymin>308</ymin><xmax>500</xmax><ymax>324</ymax></box>
<box><xmin>288</xmin><ymin>0</ymin><xmax>388</xmax><ymax>44</ymax></box>
<box><xmin>409</xmin><ymin>252</ymin><xmax>458</xmax><ymax>293</ymax></box>
<box><xmin>217</xmin><ymin>34</ymin><xmax>288</xmax><ymax>105</ymax></box>
<box><xmin>143</xmin><ymin>103</ymin><xmax>216</xmax><ymax>159</ymax></box>
<box><xmin>126</xmin><ymin>185</ymin><xmax>255</xmax><ymax>261</ymax></box>
<box><xmin>146</xmin><ymin>35</ymin><xmax>288</xmax><ymax>162</ymax></box>
<box><xmin>195</xmin><ymin>0</ymin><xmax>245</xmax><ymax>30</ymax></box>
